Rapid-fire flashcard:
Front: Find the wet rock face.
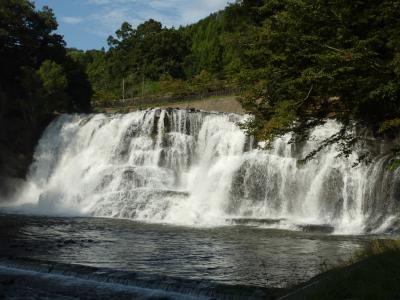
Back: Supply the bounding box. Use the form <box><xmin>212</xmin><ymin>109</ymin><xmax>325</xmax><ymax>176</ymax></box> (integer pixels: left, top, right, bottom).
<box><xmin>0</xmin><ymin>112</ymin><xmax>55</xmax><ymax>202</ymax></box>
<box><xmin>0</xmin><ymin>177</ymin><xmax>24</xmax><ymax>202</ymax></box>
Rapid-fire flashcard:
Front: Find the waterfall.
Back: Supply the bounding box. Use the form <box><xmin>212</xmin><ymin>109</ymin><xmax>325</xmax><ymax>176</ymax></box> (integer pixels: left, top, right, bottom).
<box><xmin>7</xmin><ymin>109</ymin><xmax>400</xmax><ymax>234</ymax></box>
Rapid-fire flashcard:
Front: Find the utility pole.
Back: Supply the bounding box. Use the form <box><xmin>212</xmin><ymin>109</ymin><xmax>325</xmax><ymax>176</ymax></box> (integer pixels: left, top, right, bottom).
<box><xmin>122</xmin><ymin>78</ymin><xmax>125</xmax><ymax>102</ymax></box>
<box><xmin>141</xmin><ymin>60</ymin><xmax>146</xmax><ymax>100</ymax></box>
<box><xmin>141</xmin><ymin>73</ymin><xmax>145</xmax><ymax>99</ymax></box>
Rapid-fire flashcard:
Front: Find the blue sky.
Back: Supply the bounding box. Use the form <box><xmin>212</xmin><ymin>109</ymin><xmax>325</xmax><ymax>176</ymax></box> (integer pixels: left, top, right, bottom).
<box><xmin>33</xmin><ymin>0</ymin><xmax>231</xmax><ymax>50</ymax></box>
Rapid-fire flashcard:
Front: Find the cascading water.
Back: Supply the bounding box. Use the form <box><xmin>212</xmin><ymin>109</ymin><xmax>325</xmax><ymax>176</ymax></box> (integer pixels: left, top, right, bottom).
<box><xmin>6</xmin><ymin>109</ymin><xmax>400</xmax><ymax>234</ymax></box>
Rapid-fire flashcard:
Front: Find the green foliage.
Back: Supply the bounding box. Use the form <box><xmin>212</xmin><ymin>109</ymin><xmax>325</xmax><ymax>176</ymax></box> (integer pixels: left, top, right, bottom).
<box><xmin>0</xmin><ymin>0</ymin><xmax>93</xmax><ymax>177</ymax></box>
<box><xmin>300</xmin><ymin>240</ymin><xmax>400</xmax><ymax>300</ymax></box>
<box><xmin>380</xmin><ymin>118</ymin><xmax>400</xmax><ymax>134</ymax></box>
<box><xmin>191</xmin><ymin>70</ymin><xmax>217</xmax><ymax>93</ymax></box>
<box><xmin>236</xmin><ymin>0</ymin><xmax>400</xmax><ymax>151</ymax></box>
<box><xmin>183</xmin><ymin>13</ymin><xmax>224</xmax><ymax>77</ymax></box>
<box><xmin>36</xmin><ymin>60</ymin><xmax>68</xmax><ymax>112</ymax></box>
<box><xmin>38</xmin><ymin>60</ymin><xmax>68</xmax><ymax>94</ymax></box>
<box><xmin>68</xmin><ymin>48</ymin><xmax>113</xmax><ymax>104</ymax></box>
<box><xmin>158</xmin><ymin>75</ymin><xmax>188</xmax><ymax>97</ymax></box>
<box><xmin>354</xmin><ymin>240</ymin><xmax>400</xmax><ymax>260</ymax></box>
<box><xmin>78</xmin><ymin>3</ymin><xmax>254</xmax><ymax>101</ymax></box>
<box><xmin>389</xmin><ymin>159</ymin><xmax>400</xmax><ymax>172</ymax></box>
<box><xmin>0</xmin><ymin>0</ymin><xmax>92</xmax><ymax>121</ymax></box>
<box><xmin>34</xmin><ymin>0</ymin><xmax>400</xmax><ymax>171</ymax></box>
<box><xmin>105</xmin><ymin>19</ymin><xmax>190</xmax><ymax>91</ymax></box>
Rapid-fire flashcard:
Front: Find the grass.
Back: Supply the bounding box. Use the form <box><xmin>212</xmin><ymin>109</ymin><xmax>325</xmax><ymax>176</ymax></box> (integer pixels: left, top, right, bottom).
<box><xmin>282</xmin><ymin>240</ymin><xmax>400</xmax><ymax>300</ymax></box>
<box><xmin>93</xmin><ymin>95</ymin><xmax>244</xmax><ymax>114</ymax></box>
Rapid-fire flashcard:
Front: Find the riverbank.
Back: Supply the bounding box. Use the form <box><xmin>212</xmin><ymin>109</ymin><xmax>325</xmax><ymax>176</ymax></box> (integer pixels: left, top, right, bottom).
<box><xmin>280</xmin><ymin>240</ymin><xmax>400</xmax><ymax>300</ymax></box>
<box><xmin>95</xmin><ymin>95</ymin><xmax>245</xmax><ymax>114</ymax></box>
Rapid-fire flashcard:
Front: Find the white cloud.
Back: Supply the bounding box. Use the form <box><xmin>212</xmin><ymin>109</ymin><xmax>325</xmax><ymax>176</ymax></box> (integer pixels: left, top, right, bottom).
<box><xmin>148</xmin><ymin>0</ymin><xmax>231</xmax><ymax>25</ymax></box>
<box><xmin>80</xmin><ymin>0</ymin><xmax>231</xmax><ymax>38</ymax></box>
<box><xmin>62</xmin><ymin>16</ymin><xmax>83</xmax><ymax>25</ymax></box>
<box><xmin>86</xmin><ymin>0</ymin><xmax>115</xmax><ymax>4</ymax></box>
<box><xmin>88</xmin><ymin>7</ymin><xmax>134</xmax><ymax>37</ymax></box>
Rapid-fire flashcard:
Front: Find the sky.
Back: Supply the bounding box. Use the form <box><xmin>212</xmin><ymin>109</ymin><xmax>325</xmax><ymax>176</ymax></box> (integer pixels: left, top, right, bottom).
<box><xmin>33</xmin><ymin>0</ymin><xmax>231</xmax><ymax>50</ymax></box>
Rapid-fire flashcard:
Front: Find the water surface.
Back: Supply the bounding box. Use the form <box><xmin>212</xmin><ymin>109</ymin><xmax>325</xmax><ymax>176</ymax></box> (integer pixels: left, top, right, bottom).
<box><xmin>0</xmin><ymin>214</ymin><xmax>375</xmax><ymax>288</ymax></box>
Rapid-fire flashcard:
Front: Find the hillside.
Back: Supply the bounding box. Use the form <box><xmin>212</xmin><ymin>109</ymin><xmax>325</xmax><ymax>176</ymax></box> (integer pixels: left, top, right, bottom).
<box><xmin>2</xmin><ymin>0</ymin><xmax>400</xmax><ymax>185</ymax></box>
<box><xmin>71</xmin><ymin>0</ymin><xmax>400</xmax><ymax>164</ymax></box>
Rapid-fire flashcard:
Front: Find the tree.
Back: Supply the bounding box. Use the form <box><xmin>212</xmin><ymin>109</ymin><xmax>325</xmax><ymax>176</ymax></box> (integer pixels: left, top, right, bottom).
<box><xmin>0</xmin><ymin>0</ymin><xmax>91</xmax><ymax>116</ymax></box>
<box><xmin>37</xmin><ymin>60</ymin><xmax>68</xmax><ymax>112</ymax></box>
<box><xmin>237</xmin><ymin>0</ymin><xmax>400</xmax><ymax>159</ymax></box>
<box><xmin>38</xmin><ymin>60</ymin><xmax>68</xmax><ymax>94</ymax></box>
<box><xmin>105</xmin><ymin>19</ymin><xmax>190</xmax><ymax>96</ymax></box>
<box><xmin>191</xmin><ymin>70</ymin><xmax>216</xmax><ymax>94</ymax></box>
<box><xmin>0</xmin><ymin>0</ymin><xmax>92</xmax><ymax>178</ymax></box>
<box><xmin>68</xmin><ymin>48</ymin><xmax>112</xmax><ymax>103</ymax></box>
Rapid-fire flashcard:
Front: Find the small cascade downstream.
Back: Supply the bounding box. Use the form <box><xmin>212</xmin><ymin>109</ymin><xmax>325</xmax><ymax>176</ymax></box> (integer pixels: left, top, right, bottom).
<box><xmin>7</xmin><ymin>109</ymin><xmax>400</xmax><ymax>234</ymax></box>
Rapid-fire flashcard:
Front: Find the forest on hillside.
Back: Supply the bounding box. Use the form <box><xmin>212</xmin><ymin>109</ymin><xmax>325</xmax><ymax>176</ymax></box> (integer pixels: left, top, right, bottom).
<box><xmin>1</xmin><ymin>0</ymin><xmax>400</xmax><ymax>179</ymax></box>
<box><xmin>71</xmin><ymin>0</ymin><xmax>400</xmax><ymax>141</ymax></box>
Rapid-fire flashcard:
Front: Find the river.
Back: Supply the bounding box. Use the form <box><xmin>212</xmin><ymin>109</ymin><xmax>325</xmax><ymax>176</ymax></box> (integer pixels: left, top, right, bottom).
<box><xmin>0</xmin><ymin>109</ymin><xmax>399</xmax><ymax>298</ymax></box>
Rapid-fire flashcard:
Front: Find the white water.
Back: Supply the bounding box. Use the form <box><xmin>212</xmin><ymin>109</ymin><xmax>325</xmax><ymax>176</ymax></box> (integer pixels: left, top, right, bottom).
<box><xmin>6</xmin><ymin>109</ymin><xmax>400</xmax><ymax>234</ymax></box>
